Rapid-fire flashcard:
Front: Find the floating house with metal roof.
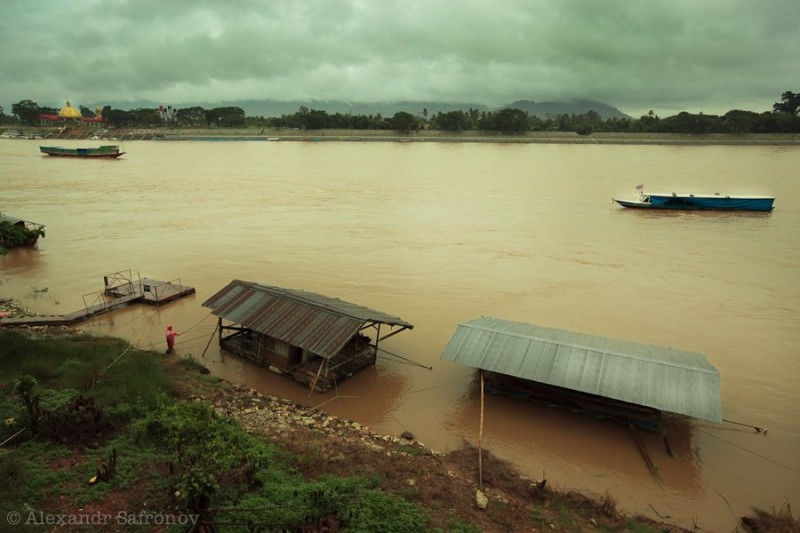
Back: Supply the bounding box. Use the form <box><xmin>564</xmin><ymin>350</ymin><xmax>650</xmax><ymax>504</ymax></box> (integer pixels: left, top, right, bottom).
<box><xmin>202</xmin><ymin>280</ymin><xmax>414</xmax><ymax>391</ymax></box>
<box><xmin>440</xmin><ymin>317</ymin><xmax>722</xmax><ymax>429</ymax></box>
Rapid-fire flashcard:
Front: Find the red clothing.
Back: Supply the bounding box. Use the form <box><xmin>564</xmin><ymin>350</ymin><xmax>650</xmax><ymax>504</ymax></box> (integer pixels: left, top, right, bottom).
<box><xmin>166</xmin><ymin>327</ymin><xmax>178</xmax><ymax>353</ymax></box>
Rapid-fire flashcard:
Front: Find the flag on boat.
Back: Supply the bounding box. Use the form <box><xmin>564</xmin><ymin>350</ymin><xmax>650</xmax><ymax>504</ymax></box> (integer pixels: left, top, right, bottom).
<box><xmin>635</xmin><ymin>184</ymin><xmax>644</xmax><ymax>191</ymax></box>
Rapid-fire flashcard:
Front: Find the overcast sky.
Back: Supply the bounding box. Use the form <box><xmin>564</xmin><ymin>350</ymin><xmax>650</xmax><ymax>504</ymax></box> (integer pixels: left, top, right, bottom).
<box><xmin>2</xmin><ymin>0</ymin><xmax>798</xmax><ymax>118</ymax></box>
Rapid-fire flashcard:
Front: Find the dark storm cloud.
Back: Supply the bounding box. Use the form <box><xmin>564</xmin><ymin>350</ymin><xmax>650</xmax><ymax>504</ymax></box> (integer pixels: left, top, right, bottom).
<box><xmin>1</xmin><ymin>0</ymin><xmax>797</xmax><ymax>116</ymax></box>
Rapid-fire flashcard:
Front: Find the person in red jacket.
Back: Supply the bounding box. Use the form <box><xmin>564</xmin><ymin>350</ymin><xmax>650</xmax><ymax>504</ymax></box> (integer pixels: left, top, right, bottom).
<box><xmin>165</xmin><ymin>324</ymin><xmax>179</xmax><ymax>354</ymax></box>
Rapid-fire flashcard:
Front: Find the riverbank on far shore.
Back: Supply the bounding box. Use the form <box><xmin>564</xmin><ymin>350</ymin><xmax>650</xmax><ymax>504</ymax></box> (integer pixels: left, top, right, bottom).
<box><xmin>4</xmin><ymin>126</ymin><xmax>800</xmax><ymax>145</ymax></box>
<box><xmin>158</xmin><ymin>129</ymin><xmax>800</xmax><ymax>145</ymax></box>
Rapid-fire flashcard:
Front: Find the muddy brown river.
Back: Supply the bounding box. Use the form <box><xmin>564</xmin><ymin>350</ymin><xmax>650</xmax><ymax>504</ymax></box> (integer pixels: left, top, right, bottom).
<box><xmin>2</xmin><ymin>138</ymin><xmax>798</xmax><ymax>531</ymax></box>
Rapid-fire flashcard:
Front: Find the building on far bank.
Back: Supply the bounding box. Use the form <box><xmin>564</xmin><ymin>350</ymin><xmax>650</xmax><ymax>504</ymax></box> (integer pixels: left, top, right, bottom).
<box><xmin>39</xmin><ymin>100</ymin><xmax>105</xmax><ymax>126</ymax></box>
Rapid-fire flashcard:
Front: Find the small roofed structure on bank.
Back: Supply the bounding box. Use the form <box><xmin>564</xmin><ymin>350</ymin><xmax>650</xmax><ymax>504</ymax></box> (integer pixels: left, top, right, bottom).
<box><xmin>202</xmin><ymin>280</ymin><xmax>414</xmax><ymax>392</ymax></box>
<box><xmin>0</xmin><ymin>213</ymin><xmax>45</xmax><ymax>249</ymax></box>
<box><xmin>0</xmin><ymin>213</ymin><xmax>42</xmax><ymax>230</ymax></box>
<box><xmin>440</xmin><ymin>317</ymin><xmax>722</xmax><ymax>430</ymax></box>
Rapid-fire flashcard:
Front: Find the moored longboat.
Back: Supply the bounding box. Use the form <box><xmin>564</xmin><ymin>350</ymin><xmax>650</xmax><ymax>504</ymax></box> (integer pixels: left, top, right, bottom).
<box><xmin>39</xmin><ymin>145</ymin><xmax>125</xmax><ymax>159</ymax></box>
<box><xmin>613</xmin><ymin>186</ymin><xmax>774</xmax><ymax>211</ymax></box>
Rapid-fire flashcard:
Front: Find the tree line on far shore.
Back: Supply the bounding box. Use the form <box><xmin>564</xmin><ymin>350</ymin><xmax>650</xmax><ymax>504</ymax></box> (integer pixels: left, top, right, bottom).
<box><xmin>2</xmin><ymin>91</ymin><xmax>798</xmax><ymax>135</ymax></box>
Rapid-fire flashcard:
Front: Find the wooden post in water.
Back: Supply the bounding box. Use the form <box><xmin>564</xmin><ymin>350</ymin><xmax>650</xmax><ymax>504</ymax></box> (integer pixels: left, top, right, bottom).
<box><xmin>479</xmin><ymin>370</ymin><xmax>484</xmax><ymax>491</ymax></box>
<box><xmin>374</xmin><ymin>324</ymin><xmax>381</xmax><ymax>365</ymax></box>
<box><xmin>629</xmin><ymin>422</ymin><xmax>659</xmax><ymax>479</ymax></box>
<box><xmin>200</xmin><ymin>321</ymin><xmax>219</xmax><ymax>359</ymax></box>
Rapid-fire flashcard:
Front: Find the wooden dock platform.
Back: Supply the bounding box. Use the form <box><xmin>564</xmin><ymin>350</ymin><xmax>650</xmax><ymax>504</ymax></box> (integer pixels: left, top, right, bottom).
<box><xmin>1</xmin><ymin>270</ymin><xmax>195</xmax><ymax>328</ymax></box>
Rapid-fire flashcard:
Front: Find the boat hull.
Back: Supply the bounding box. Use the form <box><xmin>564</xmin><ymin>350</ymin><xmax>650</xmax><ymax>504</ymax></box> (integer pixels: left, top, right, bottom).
<box><xmin>614</xmin><ymin>194</ymin><xmax>774</xmax><ymax>212</ymax></box>
<box><xmin>39</xmin><ymin>145</ymin><xmax>125</xmax><ymax>159</ymax></box>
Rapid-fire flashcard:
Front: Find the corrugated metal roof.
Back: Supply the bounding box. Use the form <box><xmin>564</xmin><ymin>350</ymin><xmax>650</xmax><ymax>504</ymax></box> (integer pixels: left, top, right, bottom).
<box><xmin>440</xmin><ymin>317</ymin><xmax>722</xmax><ymax>422</ymax></box>
<box><xmin>202</xmin><ymin>280</ymin><xmax>413</xmax><ymax>360</ymax></box>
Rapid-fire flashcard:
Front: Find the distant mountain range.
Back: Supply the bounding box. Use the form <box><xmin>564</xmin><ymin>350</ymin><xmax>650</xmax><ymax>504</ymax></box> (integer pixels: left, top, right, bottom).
<box><xmin>505</xmin><ymin>99</ymin><xmax>630</xmax><ymax>119</ymax></box>
<box><xmin>77</xmin><ymin>98</ymin><xmax>631</xmax><ymax>120</ymax></box>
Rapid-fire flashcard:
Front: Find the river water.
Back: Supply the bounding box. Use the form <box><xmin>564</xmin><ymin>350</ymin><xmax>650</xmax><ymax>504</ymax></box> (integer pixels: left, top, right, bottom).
<box><xmin>2</xmin><ymin>138</ymin><xmax>798</xmax><ymax>531</ymax></box>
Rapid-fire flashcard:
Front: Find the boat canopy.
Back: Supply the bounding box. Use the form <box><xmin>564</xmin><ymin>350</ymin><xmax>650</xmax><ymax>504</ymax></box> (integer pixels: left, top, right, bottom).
<box><xmin>440</xmin><ymin>317</ymin><xmax>722</xmax><ymax>423</ymax></box>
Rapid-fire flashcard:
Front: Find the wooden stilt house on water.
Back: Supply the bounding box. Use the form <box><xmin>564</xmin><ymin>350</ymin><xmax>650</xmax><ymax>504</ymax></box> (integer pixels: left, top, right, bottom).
<box><xmin>440</xmin><ymin>317</ymin><xmax>722</xmax><ymax>431</ymax></box>
<box><xmin>202</xmin><ymin>280</ymin><xmax>413</xmax><ymax>391</ymax></box>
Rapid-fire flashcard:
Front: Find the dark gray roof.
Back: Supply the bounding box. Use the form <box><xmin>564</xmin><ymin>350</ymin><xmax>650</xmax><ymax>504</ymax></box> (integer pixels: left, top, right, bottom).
<box><xmin>440</xmin><ymin>317</ymin><xmax>722</xmax><ymax>422</ymax></box>
<box><xmin>202</xmin><ymin>280</ymin><xmax>413</xmax><ymax>359</ymax></box>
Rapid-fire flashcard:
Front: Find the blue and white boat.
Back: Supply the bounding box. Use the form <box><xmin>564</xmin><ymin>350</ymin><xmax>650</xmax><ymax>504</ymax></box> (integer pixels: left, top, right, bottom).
<box><xmin>614</xmin><ymin>189</ymin><xmax>775</xmax><ymax>211</ymax></box>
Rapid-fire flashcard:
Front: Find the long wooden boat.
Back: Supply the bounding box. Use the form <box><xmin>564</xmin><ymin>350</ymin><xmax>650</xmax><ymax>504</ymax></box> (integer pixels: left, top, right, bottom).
<box><xmin>613</xmin><ymin>189</ymin><xmax>775</xmax><ymax>211</ymax></box>
<box><xmin>39</xmin><ymin>145</ymin><xmax>125</xmax><ymax>159</ymax></box>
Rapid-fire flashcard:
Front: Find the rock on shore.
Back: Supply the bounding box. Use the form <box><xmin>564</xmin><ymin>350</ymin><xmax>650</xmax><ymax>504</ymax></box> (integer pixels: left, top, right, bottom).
<box><xmin>206</xmin><ymin>383</ymin><xmax>430</xmax><ymax>456</ymax></box>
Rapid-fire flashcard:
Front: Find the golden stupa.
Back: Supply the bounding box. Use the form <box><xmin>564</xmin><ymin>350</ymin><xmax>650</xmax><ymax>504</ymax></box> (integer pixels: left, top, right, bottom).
<box><xmin>57</xmin><ymin>100</ymin><xmax>81</xmax><ymax>119</ymax></box>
